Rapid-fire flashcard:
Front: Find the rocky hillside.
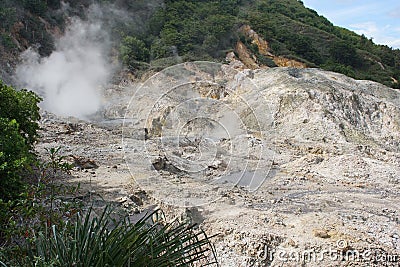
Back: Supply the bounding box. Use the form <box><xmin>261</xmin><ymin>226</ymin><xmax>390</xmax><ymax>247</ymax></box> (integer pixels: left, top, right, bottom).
<box><xmin>1</xmin><ymin>0</ymin><xmax>400</xmax><ymax>87</ymax></box>
<box><xmin>35</xmin><ymin>62</ymin><xmax>400</xmax><ymax>266</ymax></box>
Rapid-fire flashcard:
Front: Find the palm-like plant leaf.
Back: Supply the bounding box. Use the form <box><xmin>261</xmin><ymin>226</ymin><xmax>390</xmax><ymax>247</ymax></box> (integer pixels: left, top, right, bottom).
<box><xmin>18</xmin><ymin>206</ymin><xmax>218</xmax><ymax>267</ymax></box>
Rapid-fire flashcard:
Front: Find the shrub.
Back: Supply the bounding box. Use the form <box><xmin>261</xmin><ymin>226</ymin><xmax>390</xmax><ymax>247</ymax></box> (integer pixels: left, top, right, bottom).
<box><xmin>22</xmin><ymin>0</ymin><xmax>47</xmax><ymax>16</ymax></box>
<box><xmin>0</xmin><ymin>33</ymin><xmax>15</xmax><ymax>49</ymax></box>
<box><xmin>0</xmin><ymin>7</ymin><xmax>17</xmax><ymax>31</ymax></box>
<box><xmin>0</xmin><ymin>146</ymin><xmax>219</xmax><ymax>267</ymax></box>
<box><xmin>120</xmin><ymin>36</ymin><xmax>150</xmax><ymax>70</ymax></box>
<box><xmin>2</xmin><ymin>206</ymin><xmax>218</xmax><ymax>267</ymax></box>
<box><xmin>0</xmin><ymin>81</ymin><xmax>41</xmax><ymax>249</ymax></box>
<box><xmin>330</xmin><ymin>40</ymin><xmax>361</xmax><ymax>67</ymax></box>
<box><xmin>0</xmin><ymin>81</ymin><xmax>41</xmax><ymax>200</ymax></box>
<box><xmin>0</xmin><ymin>80</ymin><xmax>41</xmax><ymax>149</ymax></box>
<box><xmin>0</xmin><ymin>119</ymin><xmax>30</xmax><ymax>201</ymax></box>
<box><xmin>0</xmin><ymin>146</ymin><xmax>80</xmax><ymax>260</ymax></box>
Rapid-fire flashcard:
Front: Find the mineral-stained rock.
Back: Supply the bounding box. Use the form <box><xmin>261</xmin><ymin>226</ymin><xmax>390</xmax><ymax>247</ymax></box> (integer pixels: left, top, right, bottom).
<box><xmin>313</xmin><ymin>229</ymin><xmax>331</xmax><ymax>239</ymax></box>
<box><xmin>70</xmin><ymin>155</ymin><xmax>99</xmax><ymax>169</ymax></box>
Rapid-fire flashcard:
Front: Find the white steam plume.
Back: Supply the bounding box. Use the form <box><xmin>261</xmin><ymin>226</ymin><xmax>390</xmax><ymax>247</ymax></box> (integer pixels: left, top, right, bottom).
<box><xmin>15</xmin><ymin>9</ymin><xmax>111</xmax><ymax>119</ymax></box>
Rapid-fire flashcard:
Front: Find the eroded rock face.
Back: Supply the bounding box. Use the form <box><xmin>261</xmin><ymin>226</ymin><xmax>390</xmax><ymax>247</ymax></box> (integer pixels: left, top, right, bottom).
<box><xmin>211</xmin><ymin>68</ymin><xmax>400</xmax><ymax>266</ymax></box>
<box><xmin>237</xmin><ymin>25</ymin><xmax>307</xmax><ymax>69</ymax></box>
<box><xmin>38</xmin><ymin>66</ymin><xmax>400</xmax><ymax>266</ymax></box>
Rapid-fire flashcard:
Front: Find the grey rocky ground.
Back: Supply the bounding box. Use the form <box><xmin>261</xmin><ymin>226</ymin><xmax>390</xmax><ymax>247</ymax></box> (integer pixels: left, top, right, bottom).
<box><xmin>37</xmin><ymin>65</ymin><xmax>400</xmax><ymax>266</ymax></box>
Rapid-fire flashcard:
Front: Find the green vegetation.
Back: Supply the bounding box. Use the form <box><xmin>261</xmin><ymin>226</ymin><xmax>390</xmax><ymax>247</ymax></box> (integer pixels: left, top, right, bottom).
<box><xmin>0</xmin><ymin>146</ymin><xmax>81</xmax><ymax>261</ymax></box>
<box><xmin>240</xmin><ymin>0</ymin><xmax>400</xmax><ymax>87</ymax></box>
<box><xmin>1</xmin><ymin>0</ymin><xmax>399</xmax><ymax>87</ymax></box>
<box><xmin>14</xmin><ymin>207</ymin><xmax>217</xmax><ymax>266</ymax></box>
<box><xmin>120</xmin><ymin>36</ymin><xmax>150</xmax><ymax>71</ymax></box>
<box><xmin>0</xmin><ymin>81</ymin><xmax>41</xmax><ymax>200</ymax></box>
<box><xmin>115</xmin><ymin>0</ymin><xmax>400</xmax><ymax>87</ymax></box>
<box><xmin>0</xmin><ymin>81</ymin><xmax>217</xmax><ymax>266</ymax></box>
<box><xmin>1</xmin><ymin>161</ymin><xmax>217</xmax><ymax>266</ymax></box>
<box><xmin>114</xmin><ymin>0</ymin><xmax>239</xmax><ymax>71</ymax></box>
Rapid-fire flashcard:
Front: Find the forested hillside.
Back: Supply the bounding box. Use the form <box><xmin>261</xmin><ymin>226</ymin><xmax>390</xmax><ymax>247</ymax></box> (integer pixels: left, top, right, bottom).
<box><xmin>1</xmin><ymin>0</ymin><xmax>399</xmax><ymax>87</ymax></box>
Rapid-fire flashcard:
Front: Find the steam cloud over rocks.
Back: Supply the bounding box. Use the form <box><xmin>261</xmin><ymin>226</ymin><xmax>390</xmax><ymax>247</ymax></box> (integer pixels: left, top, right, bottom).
<box><xmin>15</xmin><ymin>9</ymin><xmax>111</xmax><ymax>119</ymax></box>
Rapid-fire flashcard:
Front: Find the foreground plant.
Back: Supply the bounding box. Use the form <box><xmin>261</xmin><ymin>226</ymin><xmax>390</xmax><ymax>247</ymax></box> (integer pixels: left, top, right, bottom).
<box><xmin>0</xmin><ymin>146</ymin><xmax>81</xmax><ymax>264</ymax></box>
<box><xmin>0</xmin><ymin>80</ymin><xmax>41</xmax><ymax>201</ymax></box>
<box><xmin>8</xmin><ymin>206</ymin><xmax>218</xmax><ymax>267</ymax></box>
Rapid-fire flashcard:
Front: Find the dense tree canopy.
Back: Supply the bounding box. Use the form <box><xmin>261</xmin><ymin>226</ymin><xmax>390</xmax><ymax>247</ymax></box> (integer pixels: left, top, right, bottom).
<box><xmin>0</xmin><ymin>0</ymin><xmax>399</xmax><ymax>87</ymax></box>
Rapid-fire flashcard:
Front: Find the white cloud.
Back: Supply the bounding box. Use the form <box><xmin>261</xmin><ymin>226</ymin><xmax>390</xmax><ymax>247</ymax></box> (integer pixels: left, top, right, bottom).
<box><xmin>350</xmin><ymin>22</ymin><xmax>400</xmax><ymax>49</ymax></box>
<box><xmin>351</xmin><ymin>22</ymin><xmax>380</xmax><ymax>37</ymax></box>
<box><xmin>303</xmin><ymin>1</ymin><xmax>400</xmax><ymax>49</ymax></box>
<box><xmin>388</xmin><ymin>39</ymin><xmax>400</xmax><ymax>48</ymax></box>
<box><xmin>326</xmin><ymin>3</ymin><xmax>380</xmax><ymax>22</ymax></box>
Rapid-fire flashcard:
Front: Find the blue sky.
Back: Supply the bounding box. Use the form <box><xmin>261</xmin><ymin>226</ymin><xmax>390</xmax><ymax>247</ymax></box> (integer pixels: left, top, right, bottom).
<box><xmin>301</xmin><ymin>0</ymin><xmax>400</xmax><ymax>49</ymax></box>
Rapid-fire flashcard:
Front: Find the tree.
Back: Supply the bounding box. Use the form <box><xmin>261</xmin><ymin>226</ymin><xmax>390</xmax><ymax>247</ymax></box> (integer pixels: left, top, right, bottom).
<box><xmin>47</xmin><ymin>0</ymin><xmax>61</xmax><ymax>9</ymax></box>
<box><xmin>0</xmin><ymin>7</ymin><xmax>17</xmax><ymax>31</ymax></box>
<box><xmin>120</xmin><ymin>36</ymin><xmax>150</xmax><ymax>69</ymax></box>
<box><xmin>330</xmin><ymin>40</ymin><xmax>361</xmax><ymax>67</ymax></box>
<box><xmin>150</xmin><ymin>38</ymin><xmax>170</xmax><ymax>60</ymax></box>
<box><xmin>0</xmin><ymin>81</ymin><xmax>41</xmax><ymax>148</ymax></box>
<box><xmin>22</xmin><ymin>0</ymin><xmax>47</xmax><ymax>16</ymax></box>
<box><xmin>0</xmin><ymin>81</ymin><xmax>41</xmax><ymax>200</ymax></box>
<box><xmin>0</xmin><ymin>119</ymin><xmax>30</xmax><ymax>200</ymax></box>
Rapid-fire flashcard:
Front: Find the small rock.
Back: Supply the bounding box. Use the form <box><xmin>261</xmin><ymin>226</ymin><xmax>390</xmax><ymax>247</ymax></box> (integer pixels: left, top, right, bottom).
<box><xmin>70</xmin><ymin>155</ymin><xmax>99</xmax><ymax>169</ymax></box>
<box><xmin>129</xmin><ymin>194</ymin><xmax>144</xmax><ymax>206</ymax></box>
<box><xmin>287</xmin><ymin>238</ymin><xmax>298</xmax><ymax>248</ymax></box>
<box><xmin>118</xmin><ymin>197</ymin><xmax>128</xmax><ymax>204</ymax></box>
<box><xmin>313</xmin><ymin>229</ymin><xmax>331</xmax><ymax>238</ymax></box>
